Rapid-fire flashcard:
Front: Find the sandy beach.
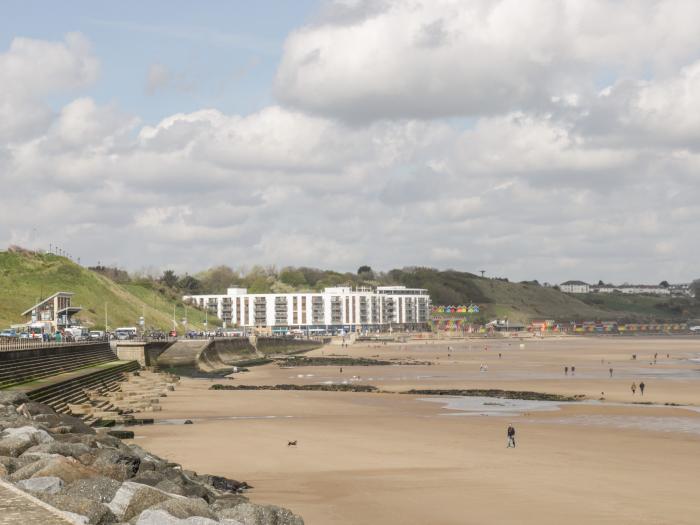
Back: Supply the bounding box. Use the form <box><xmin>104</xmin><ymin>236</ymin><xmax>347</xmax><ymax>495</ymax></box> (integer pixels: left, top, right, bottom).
<box><xmin>132</xmin><ymin>336</ymin><xmax>700</xmax><ymax>524</ymax></box>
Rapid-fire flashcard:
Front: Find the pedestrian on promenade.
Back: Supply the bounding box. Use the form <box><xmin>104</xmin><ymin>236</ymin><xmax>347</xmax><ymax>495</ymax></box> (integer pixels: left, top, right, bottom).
<box><xmin>631</xmin><ymin>382</ymin><xmax>637</xmax><ymax>395</ymax></box>
<box><xmin>609</xmin><ymin>368</ymin><xmax>613</xmax><ymax>378</ymax></box>
<box><xmin>340</xmin><ymin>367</ymin><xmax>343</xmax><ymax>374</ymax></box>
<box><xmin>639</xmin><ymin>381</ymin><xmax>645</xmax><ymax>395</ymax></box>
<box><xmin>507</xmin><ymin>424</ymin><xmax>516</xmax><ymax>448</ymax></box>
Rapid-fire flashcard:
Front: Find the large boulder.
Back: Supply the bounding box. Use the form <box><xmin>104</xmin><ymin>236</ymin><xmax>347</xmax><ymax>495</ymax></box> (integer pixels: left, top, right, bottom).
<box><xmin>7</xmin><ymin>457</ymin><xmax>56</xmax><ymax>481</ymax></box>
<box><xmin>135</xmin><ymin>509</ymin><xmax>243</xmax><ymax>525</ymax></box>
<box><xmin>30</xmin><ymin>456</ymin><xmax>98</xmax><ymax>483</ymax></box>
<box><xmin>131</xmin><ymin>470</ymin><xmax>168</xmax><ymax>487</ymax></box>
<box><xmin>2</xmin><ymin>425</ymin><xmax>54</xmax><ymax>444</ymax></box>
<box><xmin>0</xmin><ymin>454</ymin><xmax>32</xmax><ymax>475</ymax></box>
<box><xmin>24</xmin><ymin>441</ymin><xmax>92</xmax><ymax>460</ymax></box>
<box><xmin>218</xmin><ymin>503</ymin><xmax>304</xmax><ymax>525</ymax></box>
<box><xmin>132</xmin><ymin>468</ymin><xmax>212</xmax><ymax>500</ymax></box>
<box><xmin>0</xmin><ymin>436</ymin><xmax>37</xmax><ymax>458</ymax></box>
<box><xmin>149</xmin><ymin>497</ymin><xmax>217</xmax><ymax>520</ymax></box>
<box><xmin>19</xmin><ymin>451</ymin><xmax>63</xmax><ymax>462</ymax></box>
<box><xmin>64</xmin><ymin>476</ymin><xmax>121</xmax><ymax>503</ymax></box>
<box><xmin>16</xmin><ymin>401</ymin><xmax>56</xmax><ymax>417</ymax></box>
<box><xmin>0</xmin><ymin>425</ymin><xmax>54</xmax><ymax>457</ymax></box>
<box><xmin>196</xmin><ymin>474</ymin><xmax>251</xmax><ymax>493</ymax></box>
<box><xmin>107</xmin><ymin>481</ymin><xmax>186</xmax><ymax>522</ymax></box>
<box><xmin>0</xmin><ymin>392</ymin><xmax>30</xmax><ymax>405</ymax></box>
<box><xmin>92</xmin><ymin>449</ymin><xmax>141</xmax><ymax>481</ymax></box>
<box><xmin>54</xmin><ymin>432</ymin><xmax>100</xmax><ymax>448</ymax></box>
<box><xmin>37</xmin><ymin>493</ymin><xmax>115</xmax><ymax>525</ymax></box>
<box><xmin>209</xmin><ymin>494</ymin><xmax>249</xmax><ymax>513</ymax></box>
<box><xmin>16</xmin><ymin>475</ymin><xmax>64</xmax><ymax>494</ymax></box>
<box><xmin>55</xmin><ymin>414</ymin><xmax>96</xmax><ymax>435</ymax></box>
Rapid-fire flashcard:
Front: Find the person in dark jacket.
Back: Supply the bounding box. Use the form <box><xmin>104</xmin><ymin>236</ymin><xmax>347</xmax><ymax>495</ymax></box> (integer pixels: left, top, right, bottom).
<box><xmin>507</xmin><ymin>424</ymin><xmax>516</xmax><ymax>448</ymax></box>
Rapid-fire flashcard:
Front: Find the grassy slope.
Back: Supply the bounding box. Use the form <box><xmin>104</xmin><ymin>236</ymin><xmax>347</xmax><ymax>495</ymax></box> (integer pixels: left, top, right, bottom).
<box><xmin>469</xmin><ymin>279</ymin><xmax>606</xmax><ymax>323</ymax></box>
<box><xmin>394</xmin><ymin>269</ymin><xmax>697</xmax><ymax>323</ymax></box>
<box><xmin>0</xmin><ymin>251</ymin><xmax>217</xmax><ymax>331</ymax></box>
<box><xmin>574</xmin><ymin>292</ymin><xmax>700</xmax><ymax>322</ymax></box>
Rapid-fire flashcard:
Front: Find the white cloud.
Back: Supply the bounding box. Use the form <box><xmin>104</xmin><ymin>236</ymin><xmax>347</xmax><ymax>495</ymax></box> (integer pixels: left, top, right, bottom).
<box><xmin>2</xmin><ymin>10</ymin><xmax>700</xmax><ymax>285</ymax></box>
<box><xmin>0</xmin><ymin>33</ymin><xmax>98</xmax><ymax>141</ymax></box>
<box><xmin>275</xmin><ymin>0</ymin><xmax>700</xmax><ymax>122</ymax></box>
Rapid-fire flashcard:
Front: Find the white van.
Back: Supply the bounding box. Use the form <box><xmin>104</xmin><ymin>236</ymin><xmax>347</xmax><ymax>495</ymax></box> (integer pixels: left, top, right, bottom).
<box><xmin>115</xmin><ymin>327</ymin><xmax>138</xmax><ymax>340</ymax></box>
<box><xmin>65</xmin><ymin>326</ymin><xmax>89</xmax><ymax>341</ymax></box>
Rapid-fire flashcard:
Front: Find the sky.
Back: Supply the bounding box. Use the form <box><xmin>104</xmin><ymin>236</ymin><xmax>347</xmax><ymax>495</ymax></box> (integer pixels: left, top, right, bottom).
<box><xmin>1</xmin><ymin>0</ymin><xmax>699</xmax><ymax>284</ymax></box>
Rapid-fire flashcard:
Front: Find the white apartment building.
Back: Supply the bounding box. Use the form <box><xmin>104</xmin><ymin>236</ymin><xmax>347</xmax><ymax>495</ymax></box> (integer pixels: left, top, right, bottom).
<box><xmin>183</xmin><ymin>286</ymin><xmax>431</xmax><ymax>332</ymax></box>
<box><xmin>594</xmin><ymin>284</ymin><xmax>671</xmax><ymax>296</ymax></box>
<box><xmin>559</xmin><ymin>281</ymin><xmax>590</xmax><ymax>294</ymax></box>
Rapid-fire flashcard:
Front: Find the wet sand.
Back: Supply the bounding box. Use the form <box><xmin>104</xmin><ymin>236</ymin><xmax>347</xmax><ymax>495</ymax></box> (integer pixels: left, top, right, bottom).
<box><xmin>133</xmin><ymin>336</ymin><xmax>700</xmax><ymax>524</ymax></box>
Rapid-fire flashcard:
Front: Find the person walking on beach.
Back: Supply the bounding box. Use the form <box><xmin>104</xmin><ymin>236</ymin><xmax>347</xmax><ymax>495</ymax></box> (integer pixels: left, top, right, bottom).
<box><xmin>571</xmin><ymin>366</ymin><xmax>575</xmax><ymax>376</ymax></box>
<box><xmin>639</xmin><ymin>381</ymin><xmax>645</xmax><ymax>395</ymax></box>
<box><xmin>507</xmin><ymin>424</ymin><xmax>516</xmax><ymax>448</ymax></box>
<box><xmin>631</xmin><ymin>382</ymin><xmax>637</xmax><ymax>395</ymax></box>
<box><xmin>564</xmin><ymin>366</ymin><xmax>568</xmax><ymax>375</ymax></box>
<box><xmin>609</xmin><ymin>368</ymin><xmax>613</xmax><ymax>378</ymax></box>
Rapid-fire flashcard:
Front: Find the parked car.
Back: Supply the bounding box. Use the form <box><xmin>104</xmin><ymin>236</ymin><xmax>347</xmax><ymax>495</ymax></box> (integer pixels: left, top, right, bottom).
<box><xmin>0</xmin><ymin>328</ymin><xmax>17</xmax><ymax>338</ymax></box>
<box><xmin>115</xmin><ymin>327</ymin><xmax>138</xmax><ymax>340</ymax></box>
<box><xmin>89</xmin><ymin>330</ymin><xmax>105</xmax><ymax>340</ymax></box>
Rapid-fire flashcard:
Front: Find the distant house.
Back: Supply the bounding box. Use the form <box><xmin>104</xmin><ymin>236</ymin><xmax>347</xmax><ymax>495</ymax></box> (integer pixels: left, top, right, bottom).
<box><xmin>559</xmin><ymin>280</ymin><xmax>590</xmax><ymax>294</ymax></box>
<box><xmin>669</xmin><ymin>283</ymin><xmax>694</xmax><ymax>297</ymax></box>
<box><xmin>591</xmin><ymin>284</ymin><xmax>672</xmax><ymax>296</ymax></box>
<box><xmin>485</xmin><ymin>319</ymin><xmax>526</xmax><ymax>332</ymax></box>
<box><xmin>21</xmin><ymin>292</ymin><xmax>82</xmax><ymax>332</ymax></box>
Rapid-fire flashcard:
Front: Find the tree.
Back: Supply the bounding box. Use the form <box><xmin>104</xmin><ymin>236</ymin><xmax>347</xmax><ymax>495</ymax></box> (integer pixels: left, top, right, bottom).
<box><xmin>357</xmin><ymin>265</ymin><xmax>373</xmax><ymax>275</ymax></box>
<box><xmin>659</xmin><ymin>280</ymin><xmax>670</xmax><ymax>288</ymax></box>
<box><xmin>198</xmin><ymin>265</ymin><xmax>239</xmax><ymax>294</ymax></box>
<box><xmin>177</xmin><ymin>275</ymin><xmax>202</xmax><ymax>294</ymax></box>
<box><xmin>598</xmin><ymin>280</ymin><xmax>604</xmax><ymax>286</ymax></box>
<box><xmin>160</xmin><ymin>270</ymin><xmax>178</xmax><ymax>288</ymax></box>
<box><xmin>279</xmin><ymin>268</ymin><xmax>308</xmax><ymax>288</ymax></box>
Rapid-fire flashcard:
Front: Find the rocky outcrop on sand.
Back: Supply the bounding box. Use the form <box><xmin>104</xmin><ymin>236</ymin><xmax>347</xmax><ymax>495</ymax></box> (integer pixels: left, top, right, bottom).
<box><xmin>0</xmin><ymin>391</ymin><xmax>304</xmax><ymax>524</ymax></box>
<box><xmin>275</xmin><ymin>356</ymin><xmax>431</xmax><ymax>367</ymax></box>
<box><xmin>210</xmin><ymin>384</ymin><xmax>379</xmax><ymax>393</ymax></box>
<box><xmin>402</xmin><ymin>389</ymin><xmax>585</xmax><ymax>401</ymax></box>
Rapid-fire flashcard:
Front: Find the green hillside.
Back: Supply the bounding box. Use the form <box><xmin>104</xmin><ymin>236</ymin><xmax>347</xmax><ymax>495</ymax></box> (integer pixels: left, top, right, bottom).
<box><xmin>388</xmin><ymin>268</ymin><xmax>700</xmax><ymax>323</ymax></box>
<box><xmin>388</xmin><ymin>268</ymin><xmax>604</xmax><ymax>322</ymax></box>
<box><xmin>1</xmin><ymin>251</ymin><xmax>696</xmax><ymax>328</ymax></box>
<box><xmin>574</xmin><ymin>292</ymin><xmax>700</xmax><ymax>322</ymax></box>
<box><xmin>0</xmin><ymin>250</ymin><xmax>217</xmax><ymax>331</ymax></box>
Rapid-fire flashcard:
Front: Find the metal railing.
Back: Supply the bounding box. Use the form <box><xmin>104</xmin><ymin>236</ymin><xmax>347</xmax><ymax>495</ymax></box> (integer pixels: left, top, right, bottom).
<box><xmin>0</xmin><ymin>338</ymin><xmax>108</xmax><ymax>352</ymax></box>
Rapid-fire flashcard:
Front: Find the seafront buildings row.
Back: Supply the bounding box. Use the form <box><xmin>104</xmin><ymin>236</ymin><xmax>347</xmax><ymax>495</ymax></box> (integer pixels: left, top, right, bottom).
<box><xmin>559</xmin><ymin>281</ymin><xmax>693</xmax><ymax>296</ymax></box>
<box><xmin>182</xmin><ymin>286</ymin><xmax>431</xmax><ymax>333</ymax></box>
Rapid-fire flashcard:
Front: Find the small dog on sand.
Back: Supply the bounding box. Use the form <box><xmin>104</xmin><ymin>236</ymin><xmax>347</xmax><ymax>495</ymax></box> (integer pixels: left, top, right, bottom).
<box><xmin>287</xmin><ymin>440</ymin><xmax>297</xmax><ymax>447</ymax></box>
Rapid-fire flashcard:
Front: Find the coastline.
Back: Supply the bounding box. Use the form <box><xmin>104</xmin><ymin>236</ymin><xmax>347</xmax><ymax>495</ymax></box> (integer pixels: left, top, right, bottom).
<box><xmin>132</xmin><ymin>336</ymin><xmax>700</xmax><ymax>524</ymax></box>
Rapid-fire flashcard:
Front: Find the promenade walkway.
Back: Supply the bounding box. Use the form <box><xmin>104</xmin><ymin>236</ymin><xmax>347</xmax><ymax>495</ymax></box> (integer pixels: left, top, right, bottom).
<box><xmin>0</xmin><ymin>480</ymin><xmax>75</xmax><ymax>524</ymax></box>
